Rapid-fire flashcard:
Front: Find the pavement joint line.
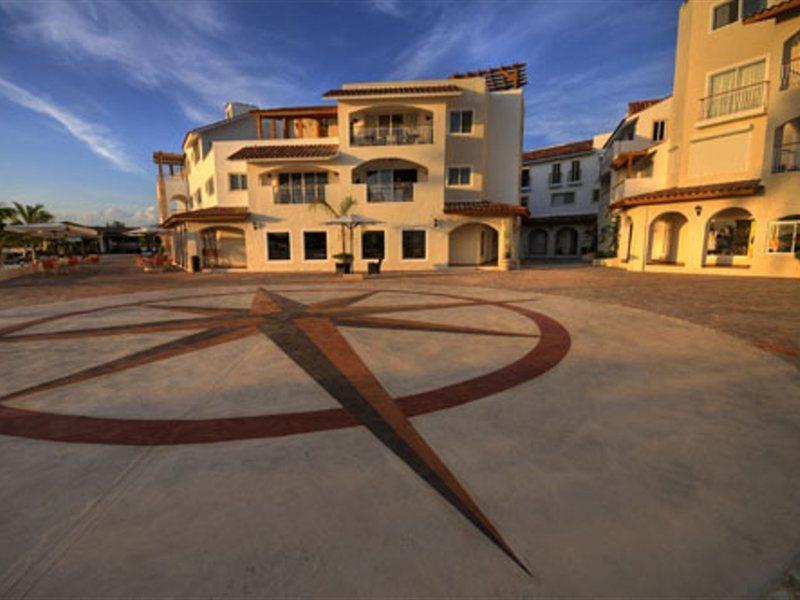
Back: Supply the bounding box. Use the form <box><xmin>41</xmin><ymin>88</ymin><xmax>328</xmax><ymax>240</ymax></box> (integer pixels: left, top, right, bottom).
<box><xmin>1</xmin><ymin>320</ymin><xmax>264</xmax><ymax>598</ymax></box>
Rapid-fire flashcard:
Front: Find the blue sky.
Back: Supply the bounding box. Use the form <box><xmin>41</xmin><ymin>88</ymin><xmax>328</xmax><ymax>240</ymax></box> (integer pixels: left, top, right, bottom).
<box><xmin>0</xmin><ymin>0</ymin><xmax>681</xmax><ymax>225</ymax></box>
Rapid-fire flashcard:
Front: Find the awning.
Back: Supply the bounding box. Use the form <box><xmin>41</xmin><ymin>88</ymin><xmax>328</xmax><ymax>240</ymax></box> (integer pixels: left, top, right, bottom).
<box><xmin>609</xmin><ymin>179</ymin><xmax>763</xmax><ymax>210</ymax></box>
<box><xmin>444</xmin><ymin>201</ymin><xmax>529</xmax><ymax>218</ymax></box>
<box><xmin>5</xmin><ymin>223</ymin><xmax>98</xmax><ymax>239</ymax></box>
<box><xmin>161</xmin><ymin>207</ymin><xmax>250</xmax><ymax>229</ymax></box>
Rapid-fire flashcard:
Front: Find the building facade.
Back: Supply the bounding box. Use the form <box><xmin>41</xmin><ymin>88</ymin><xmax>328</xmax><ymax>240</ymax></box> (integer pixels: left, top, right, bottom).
<box><xmin>602</xmin><ymin>0</ymin><xmax>800</xmax><ymax>278</ymax></box>
<box><xmin>520</xmin><ymin>136</ymin><xmax>607</xmax><ymax>259</ymax></box>
<box><xmin>154</xmin><ymin>65</ymin><xmax>529</xmax><ymax>273</ymax></box>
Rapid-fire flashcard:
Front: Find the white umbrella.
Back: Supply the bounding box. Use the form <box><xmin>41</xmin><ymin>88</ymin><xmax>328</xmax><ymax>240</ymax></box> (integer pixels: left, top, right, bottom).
<box><xmin>322</xmin><ymin>214</ymin><xmax>382</xmax><ymax>227</ymax></box>
<box><xmin>127</xmin><ymin>226</ymin><xmax>169</xmax><ymax>237</ymax></box>
<box><xmin>5</xmin><ymin>223</ymin><xmax>98</xmax><ymax>239</ymax></box>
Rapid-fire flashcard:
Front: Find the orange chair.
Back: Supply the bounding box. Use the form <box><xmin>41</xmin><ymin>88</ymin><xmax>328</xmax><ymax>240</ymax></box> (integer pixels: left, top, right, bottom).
<box><xmin>67</xmin><ymin>256</ymin><xmax>79</xmax><ymax>267</ymax></box>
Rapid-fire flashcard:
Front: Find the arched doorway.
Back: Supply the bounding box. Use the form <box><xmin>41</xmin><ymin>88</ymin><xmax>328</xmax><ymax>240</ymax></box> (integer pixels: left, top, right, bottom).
<box><xmin>648</xmin><ymin>212</ymin><xmax>688</xmax><ymax>264</ymax></box>
<box><xmin>200</xmin><ymin>226</ymin><xmax>246</xmax><ymax>269</ymax></box>
<box><xmin>704</xmin><ymin>207</ymin><xmax>754</xmax><ymax>266</ymax></box>
<box><xmin>554</xmin><ymin>227</ymin><xmax>578</xmax><ymax>256</ymax></box>
<box><xmin>527</xmin><ymin>229</ymin><xmax>548</xmax><ymax>256</ymax></box>
<box><xmin>448</xmin><ymin>223</ymin><xmax>498</xmax><ymax>266</ymax></box>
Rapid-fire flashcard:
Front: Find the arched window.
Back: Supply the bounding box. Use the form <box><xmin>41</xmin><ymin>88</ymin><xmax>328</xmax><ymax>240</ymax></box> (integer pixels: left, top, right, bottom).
<box><xmin>706</xmin><ymin>208</ymin><xmax>754</xmax><ymax>258</ymax></box>
<box><xmin>781</xmin><ymin>29</ymin><xmax>800</xmax><ymax>90</ymax></box>
<box><xmin>554</xmin><ymin>227</ymin><xmax>578</xmax><ymax>256</ymax></box>
<box><xmin>528</xmin><ymin>229</ymin><xmax>548</xmax><ymax>255</ymax></box>
<box><xmin>773</xmin><ymin>117</ymin><xmax>800</xmax><ymax>173</ymax></box>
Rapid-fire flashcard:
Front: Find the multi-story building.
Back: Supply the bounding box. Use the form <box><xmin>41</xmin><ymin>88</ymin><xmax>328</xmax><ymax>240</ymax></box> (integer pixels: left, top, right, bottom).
<box><xmin>602</xmin><ymin>0</ymin><xmax>800</xmax><ymax>277</ymax></box>
<box><xmin>520</xmin><ymin>135</ymin><xmax>607</xmax><ymax>259</ymax></box>
<box><xmin>153</xmin><ymin>64</ymin><xmax>529</xmax><ymax>273</ymax></box>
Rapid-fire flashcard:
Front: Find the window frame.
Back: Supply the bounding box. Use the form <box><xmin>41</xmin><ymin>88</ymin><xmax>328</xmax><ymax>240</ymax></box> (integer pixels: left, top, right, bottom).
<box><xmin>710</xmin><ymin>0</ymin><xmax>739</xmax><ymax>31</ymax></box>
<box><xmin>228</xmin><ymin>173</ymin><xmax>248</xmax><ymax>191</ymax></box>
<box><xmin>448</xmin><ymin>109</ymin><xmax>474</xmax><ymax>135</ymax></box>
<box><xmin>361</xmin><ymin>229</ymin><xmax>386</xmax><ymax>260</ymax></box>
<box><xmin>400</xmin><ymin>229</ymin><xmax>427</xmax><ymax>261</ymax></box>
<box><xmin>702</xmin><ymin>54</ymin><xmax>769</xmax><ymax>120</ymax></box>
<box><xmin>266</xmin><ymin>231</ymin><xmax>292</xmax><ymax>262</ymax></box>
<box><xmin>652</xmin><ymin>120</ymin><xmax>666</xmax><ymax>141</ymax></box>
<box><xmin>766</xmin><ymin>220</ymin><xmax>800</xmax><ymax>254</ymax></box>
<box><xmin>520</xmin><ymin>167</ymin><xmax>531</xmax><ymax>189</ymax></box>
<box><xmin>302</xmin><ymin>230</ymin><xmax>328</xmax><ymax>261</ymax></box>
<box><xmin>446</xmin><ymin>165</ymin><xmax>472</xmax><ymax>187</ymax></box>
<box><xmin>550</xmin><ymin>191</ymin><xmax>576</xmax><ymax>206</ymax></box>
<box><xmin>205</xmin><ymin>176</ymin><xmax>214</xmax><ymax>196</ymax></box>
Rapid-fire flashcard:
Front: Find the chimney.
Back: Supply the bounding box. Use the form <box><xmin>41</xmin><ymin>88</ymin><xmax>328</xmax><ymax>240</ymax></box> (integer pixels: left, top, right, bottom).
<box><xmin>225</xmin><ymin>102</ymin><xmax>258</xmax><ymax>119</ymax></box>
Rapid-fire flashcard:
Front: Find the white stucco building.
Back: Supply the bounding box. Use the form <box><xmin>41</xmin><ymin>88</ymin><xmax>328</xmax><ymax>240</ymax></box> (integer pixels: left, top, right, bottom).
<box><xmin>520</xmin><ymin>135</ymin><xmax>608</xmax><ymax>258</ymax></box>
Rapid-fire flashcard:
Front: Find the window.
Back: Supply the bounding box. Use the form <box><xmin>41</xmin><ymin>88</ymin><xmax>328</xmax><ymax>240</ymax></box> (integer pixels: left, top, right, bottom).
<box><xmin>568</xmin><ymin>160</ymin><xmax>581</xmax><ymax>182</ymax></box>
<box><xmin>712</xmin><ymin>0</ymin><xmax>738</xmax><ymax>29</ymax></box>
<box><xmin>520</xmin><ymin>168</ymin><xmax>530</xmax><ymax>189</ymax></box>
<box><xmin>447</xmin><ymin>166</ymin><xmax>471</xmax><ymax>186</ymax></box>
<box><xmin>276</xmin><ymin>172</ymin><xmax>328</xmax><ymax>203</ymax></box>
<box><xmin>402</xmin><ymin>230</ymin><xmax>426</xmax><ymax>259</ymax></box>
<box><xmin>229</xmin><ymin>173</ymin><xmax>248</xmax><ymax>191</ymax></box>
<box><xmin>767</xmin><ymin>220</ymin><xmax>800</xmax><ymax>253</ymax></box>
<box><xmin>520</xmin><ymin>195</ymin><xmax>529</xmax><ymax>207</ymax></box>
<box><xmin>551</xmin><ymin>192</ymin><xmax>575</xmax><ymax>206</ymax></box>
<box><xmin>194</xmin><ymin>189</ymin><xmax>202</xmax><ymax>207</ymax></box>
<box><xmin>742</xmin><ymin>0</ymin><xmax>766</xmax><ymax>18</ymax></box>
<box><xmin>592</xmin><ymin>189</ymin><xmax>600</xmax><ymax>202</ymax></box>
<box><xmin>652</xmin><ymin>120</ymin><xmax>666</xmax><ymax>141</ymax></box>
<box><xmin>366</xmin><ymin>169</ymin><xmax>415</xmax><ymax>202</ymax></box>
<box><xmin>549</xmin><ymin>163</ymin><xmax>562</xmax><ymax>185</ymax></box>
<box><xmin>303</xmin><ymin>231</ymin><xmax>327</xmax><ymax>260</ymax></box>
<box><xmin>362</xmin><ymin>231</ymin><xmax>385</xmax><ymax>259</ymax></box>
<box><xmin>205</xmin><ymin>177</ymin><xmax>214</xmax><ymax>196</ymax></box>
<box><xmin>191</xmin><ymin>139</ymin><xmax>201</xmax><ymax>164</ymax></box>
<box><xmin>449</xmin><ymin>110</ymin><xmax>473</xmax><ymax>134</ymax></box>
<box><xmin>267</xmin><ymin>232</ymin><xmax>290</xmax><ymax>260</ymax></box>
<box><xmin>705</xmin><ymin>59</ymin><xmax>766</xmax><ymax>118</ymax></box>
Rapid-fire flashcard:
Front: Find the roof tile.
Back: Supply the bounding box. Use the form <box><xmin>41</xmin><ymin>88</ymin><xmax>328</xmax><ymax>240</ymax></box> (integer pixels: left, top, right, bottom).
<box><xmin>228</xmin><ymin>144</ymin><xmax>339</xmax><ymax>161</ymax></box>
<box><xmin>523</xmin><ymin>140</ymin><xmax>594</xmax><ymax>162</ymax></box>
<box><xmin>444</xmin><ymin>201</ymin><xmax>529</xmax><ymax>217</ymax></box>
<box><xmin>609</xmin><ymin>179</ymin><xmax>762</xmax><ymax>210</ymax></box>
<box><xmin>322</xmin><ymin>85</ymin><xmax>461</xmax><ymax>98</ymax></box>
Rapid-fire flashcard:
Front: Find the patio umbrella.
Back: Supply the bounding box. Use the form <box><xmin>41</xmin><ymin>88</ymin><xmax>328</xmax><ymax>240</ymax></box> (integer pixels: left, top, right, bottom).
<box><xmin>323</xmin><ymin>215</ymin><xmax>382</xmax><ymax>260</ymax></box>
<box><xmin>127</xmin><ymin>226</ymin><xmax>169</xmax><ymax>236</ymax></box>
<box><xmin>5</xmin><ymin>223</ymin><xmax>98</xmax><ymax>258</ymax></box>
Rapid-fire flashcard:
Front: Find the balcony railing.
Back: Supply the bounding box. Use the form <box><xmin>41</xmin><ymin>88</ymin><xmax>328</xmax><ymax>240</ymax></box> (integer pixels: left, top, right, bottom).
<box><xmin>567</xmin><ymin>170</ymin><xmax>581</xmax><ymax>184</ymax></box>
<box><xmin>351</xmin><ymin>126</ymin><xmax>433</xmax><ymax>146</ymax></box>
<box><xmin>549</xmin><ymin>172</ymin><xmax>562</xmax><ymax>185</ymax></box>
<box><xmin>781</xmin><ymin>58</ymin><xmax>800</xmax><ymax>90</ymax></box>
<box><xmin>773</xmin><ymin>143</ymin><xmax>800</xmax><ymax>173</ymax></box>
<box><xmin>699</xmin><ymin>81</ymin><xmax>768</xmax><ymax>120</ymax></box>
<box><xmin>273</xmin><ymin>184</ymin><xmax>326</xmax><ymax>204</ymax></box>
<box><xmin>366</xmin><ymin>182</ymin><xmax>414</xmax><ymax>202</ymax></box>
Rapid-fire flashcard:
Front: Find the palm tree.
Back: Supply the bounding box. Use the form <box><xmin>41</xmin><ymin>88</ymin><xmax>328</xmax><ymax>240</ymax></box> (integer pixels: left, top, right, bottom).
<box><xmin>309</xmin><ymin>195</ymin><xmax>356</xmax><ymax>260</ymax></box>
<box><xmin>10</xmin><ymin>202</ymin><xmax>54</xmax><ymax>225</ymax></box>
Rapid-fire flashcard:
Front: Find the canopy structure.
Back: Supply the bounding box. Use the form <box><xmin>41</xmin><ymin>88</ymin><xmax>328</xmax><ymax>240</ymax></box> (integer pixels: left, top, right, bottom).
<box><xmin>5</xmin><ymin>223</ymin><xmax>98</xmax><ymax>240</ymax></box>
<box><xmin>127</xmin><ymin>226</ymin><xmax>169</xmax><ymax>237</ymax></box>
<box><xmin>323</xmin><ymin>214</ymin><xmax>382</xmax><ymax>228</ymax></box>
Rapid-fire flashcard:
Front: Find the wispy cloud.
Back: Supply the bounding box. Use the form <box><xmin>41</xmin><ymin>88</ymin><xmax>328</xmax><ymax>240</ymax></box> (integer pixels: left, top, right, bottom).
<box><xmin>1</xmin><ymin>0</ymin><xmax>307</xmax><ymax>124</ymax></box>
<box><xmin>55</xmin><ymin>204</ymin><xmax>159</xmax><ymax>227</ymax></box>
<box><xmin>369</xmin><ymin>0</ymin><xmax>404</xmax><ymax>18</ymax></box>
<box><xmin>0</xmin><ymin>76</ymin><xmax>139</xmax><ymax>173</ymax></box>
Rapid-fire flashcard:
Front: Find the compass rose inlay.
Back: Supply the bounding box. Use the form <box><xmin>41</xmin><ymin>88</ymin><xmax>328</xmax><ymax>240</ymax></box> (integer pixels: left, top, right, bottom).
<box><xmin>0</xmin><ymin>287</ymin><xmax>571</xmax><ymax>575</ymax></box>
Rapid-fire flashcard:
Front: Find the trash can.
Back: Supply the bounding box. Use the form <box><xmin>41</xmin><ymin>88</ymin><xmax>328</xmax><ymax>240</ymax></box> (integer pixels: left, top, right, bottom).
<box><xmin>190</xmin><ymin>255</ymin><xmax>201</xmax><ymax>272</ymax></box>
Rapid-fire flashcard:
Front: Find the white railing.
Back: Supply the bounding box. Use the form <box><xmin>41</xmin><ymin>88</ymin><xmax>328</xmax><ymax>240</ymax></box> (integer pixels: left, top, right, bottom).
<box><xmin>273</xmin><ymin>184</ymin><xmax>326</xmax><ymax>204</ymax></box>
<box><xmin>781</xmin><ymin>58</ymin><xmax>800</xmax><ymax>90</ymax></box>
<box><xmin>773</xmin><ymin>143</ymin><xmax>800</xmax><ymax>173</ymax></box>
<box><xmin>351</xmin><ymin>126</ymin><xmax>433</xmax><ymax>146</ymax></box>
<box><xmin>700</xmin><ymin>81</ymin><xmax>768</xmax><ymax>119</ymax></box>
<box><xmin>366</xmin><ymin>182</ymin><xmax>414</xmax><ymax>202</ymax></box>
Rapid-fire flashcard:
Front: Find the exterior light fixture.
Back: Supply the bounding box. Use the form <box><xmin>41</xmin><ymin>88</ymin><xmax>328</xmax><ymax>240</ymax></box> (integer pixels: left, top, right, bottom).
<box><xmin>694</xmin><ymin>205</ymin><xmax>702</xmax><ymax>216</ymax></box>
<box><xmin>433</xmin><ymin>218</ymin><xmax>440</xmax><ymax>228</ymax></box>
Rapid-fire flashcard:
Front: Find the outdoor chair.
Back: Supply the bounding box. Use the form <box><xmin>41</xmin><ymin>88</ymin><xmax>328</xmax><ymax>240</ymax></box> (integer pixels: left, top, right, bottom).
<box><xmin>368</xmin><ymin>258</ymin><xmax>383</xmax><ymax>275</ymax></box>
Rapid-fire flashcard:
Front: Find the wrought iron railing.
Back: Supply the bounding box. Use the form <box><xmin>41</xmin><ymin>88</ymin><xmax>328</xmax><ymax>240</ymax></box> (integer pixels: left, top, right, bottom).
<box><xmin>351</xmin><ymin>126</ymin><xmax>433</xmax><ymax>146</ymax></box>
<box><xmin>773</xmin><ymin>143</ymin><xmax>800</xmax><ymax>173</ymax></box>
<box><xmin>366</xmin><ymin>182</ymin><xmax>414</xmax><ymax>202</ymax></box>
<box><xmin>699</xmin><ymin>81</ymin><xmax>768</xmax><ymax>119</ymax></box>
<box><xmin>781</xmin><ymin>58</ymin><xmax>800</xmax><ymax>90</ymax></box>
<box><xmin>273</xmin><ymin>184</ymin><xmax>326</xmax><ymax>204</ymax></box>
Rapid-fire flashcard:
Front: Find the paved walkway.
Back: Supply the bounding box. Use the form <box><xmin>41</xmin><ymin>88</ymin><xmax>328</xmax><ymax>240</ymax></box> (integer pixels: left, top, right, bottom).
<box><xmin>1</xmin><ymin>274</ymin><xmax>799</xmax><ymax>597</ymax></box>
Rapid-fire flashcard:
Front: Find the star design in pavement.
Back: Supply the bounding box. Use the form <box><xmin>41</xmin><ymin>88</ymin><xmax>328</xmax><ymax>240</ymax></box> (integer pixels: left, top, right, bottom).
<box><xmin>0</xmin><ymin>288</ymin><xmax>550</xmax><ymax>574</ymax></box>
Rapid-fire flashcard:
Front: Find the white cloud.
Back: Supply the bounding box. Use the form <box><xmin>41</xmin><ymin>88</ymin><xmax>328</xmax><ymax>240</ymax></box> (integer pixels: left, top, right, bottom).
<box><xmin>55</xmin><ymin>204</ymin><xmax>159</xmax><ymax>227</ymax></box>
<box><xmin>0</xmin><ymin>76</ymin><xmax>140</xmax><ymax>173</ymax></box>
<box><xmin>1</xmin><ymin>0</ymin><xmax>307</xmax><ymax>124</ymax></box>
<box><xmin>369</xmin><ymin>0</ymin><xmax>404</xmax><ymax>18</ymax></box>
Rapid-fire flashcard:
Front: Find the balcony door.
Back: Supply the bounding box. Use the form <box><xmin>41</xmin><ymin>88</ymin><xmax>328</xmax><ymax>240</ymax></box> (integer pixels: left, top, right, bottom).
<box><xmin>707</xmin><ymin>59</ymin><xmax>765</xmax><ymax>118</ymax></box>
<box><xmin>366</xmin><ymin>169</ymin><xmax>416</xmax><ymax>202</ymax></box>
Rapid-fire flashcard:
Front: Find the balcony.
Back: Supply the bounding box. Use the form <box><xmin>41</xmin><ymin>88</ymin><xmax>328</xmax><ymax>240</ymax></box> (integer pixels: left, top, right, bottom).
<box><xmin>567</xmin><ymin>170</ymin><xmax>582</xmax><ymax>185</ymax></box>
<box><xmin>699</xmin><ymin>81</ymin><xmax>768</xmax><ymax>120</ymax></box>
<box><xmin>351</xmin><ymin>126</ymin><xmax>433</xmax><ymax>147</ymax></box>
<box><xmin>548</xmin><ymin>172</ymin><xmax>562</xmax><ymax>187</ymax></box>
<box><xmin>367</xmin><ymin>182</ymin><xmax>413</xmax><ymax>202</ymax></box>
<box><xmin>773</xmin><ymin>143</ymin><xmax>800</xmax><ymax>173</ymax></box>
<box><xmin>781</xmin><ymin>58</ymin><xmax>800</xmax><ymax>91</ymax></box>
<box><xmin>273</xmin><ymin>184</ymin><xmax>326</xmax><ymax>205</ymax></box>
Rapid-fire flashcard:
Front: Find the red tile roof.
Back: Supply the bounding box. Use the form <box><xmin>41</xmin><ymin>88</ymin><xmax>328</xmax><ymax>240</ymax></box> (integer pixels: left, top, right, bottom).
<box><xmin>522</xmin><ymin>139</ymin><xmax>594</xmax><ymax>162</ymax></box>
<box><xmin>444</xmin><ymin>201</ymin><xmax>529</xmax><ymax>217</ymax></box>
<box><xmin>249</xmin><ymin>105</ymin><xmax>337</xmax><ymax>119</ymax></box>
<box><xmin>162</xmin><ymin>207</ymin><xmax>250</xmax><ymax>228</ymax></box>
<box><xmin>228</xmin><ymin>144</ymin><xmax>339</xmax><ymax>161</ymax></box>
<box><xmin>322</xmin><ymin>85</ymin><xmax>461</xmax><ymax>98</ymax></box>
<box><xmin>609</xmin><ymin>179</ymin><xmax>762</xmax><ymax>210</ymax></box>
<box><xmin>450</xmin><ymin>63</ymin><xmax>528</xmax><ymax>91</ymax></box>
<box><xmin>627</xmin><ymin>97</ymin><xmax>668</xmax><ymax>115</ymax></box>
<box><xmin>743</xmin><ymin>0</ymin><xmax>800</xmax><ymax>23</ymax></box>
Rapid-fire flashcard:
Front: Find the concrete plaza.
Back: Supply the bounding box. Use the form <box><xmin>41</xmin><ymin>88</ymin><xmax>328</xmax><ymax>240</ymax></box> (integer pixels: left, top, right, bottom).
<box><xmin>1</xmin><ymin>262</ymin><xmax>799</xmax><ymax>597</ymax></box>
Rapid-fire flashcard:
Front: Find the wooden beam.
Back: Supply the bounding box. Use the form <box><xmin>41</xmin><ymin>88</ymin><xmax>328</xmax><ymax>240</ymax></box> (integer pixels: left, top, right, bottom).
<box><xmin>256</xmin><ymin>116</ymin><xmax>263</xmax><ymax>140</ymax></box>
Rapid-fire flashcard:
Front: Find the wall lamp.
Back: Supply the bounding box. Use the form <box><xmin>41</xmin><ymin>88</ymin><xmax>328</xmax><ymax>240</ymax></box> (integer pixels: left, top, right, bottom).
<box><xmin>694</xmin><ymin>205</ymin><xmax>703</xmax><ymax>217</ymax></box>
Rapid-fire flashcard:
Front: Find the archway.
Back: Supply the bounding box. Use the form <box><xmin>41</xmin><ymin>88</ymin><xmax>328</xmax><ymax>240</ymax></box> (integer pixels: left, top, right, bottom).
<box><xmin>168</xmin><ymin>195</ymin><xmax>189</xmax><ymax>215</ymax></box>
<box><xmin>648</xmin><ymin>212</ymin><xmax>688</xmax><ymax>264</ymax></box>
<box><xmin>527</xmin><ymin>229</ymin><xmax>548</xmax><ymax>256</ymax></box>
<box><xmin>704</xmin><ymin>207</ymin><xmax>754</xmax><ymax>266</ymax></box>
<box><xmin>200</xmin><ymin>226</ymin><xmax>246</xmax><ymax>269</ymax></box>
<box><xmin>352</xmin><ymin>158</ymin><xmax>429</xmax><ymax>203</ymax></box>
<box><xmin>448</xmin><ymin>223</ymin><xmax>498</xmax><ymax>266</ymax></box>
<box><xmin>348</xmin><ymin>105</ymin><xmax>434</xmax><ymax>146</ymax></box>
<box><xmin>773</xmin><ymin>117</ymin><xmax>799</xmax><ymax>172</ymax></box>
<box><xmin>554</xmin><ymin>227</ymin><xmax>578</xmax><ymax>256</ymax></box>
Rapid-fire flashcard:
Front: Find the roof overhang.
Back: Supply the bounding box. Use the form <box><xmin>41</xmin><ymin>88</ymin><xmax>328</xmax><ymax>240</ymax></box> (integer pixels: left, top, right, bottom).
<box><xmin>161</xmin><ymin>207</ymin><xmax>250</xmax><ymax>229</ymax></box>
<box><xmin>743</xmin><ymin>0</ymin><xmax>800</xmax><ymax>23</ymax></box>
<box><xmin>611</xmin><ymin>149</ymin><xmax>655</xmax><ymax>171</ymax></box>
<box><xmin>322</xmin><ymin>85</ymin><xmax>462</xmax><ymax>99</ymax></box>
<box><xmin>152</xmin><ymin>151</ymin><xmax>185</xmax><ymax>166</ymax></box>
<box><xmin>444</xmin><ymin>201</ymin><xmax>529</xmax><ymax>218</ymax></box>
<box><xmin>227</xmin><ymin>144</ymin><xmax>339</xmax><ymax>162</ymax></box>
<box><xmin>450</xmin><ymin>63</ymin><xmax>528</xmax><ymax>91</ymax></box>
<box><xmin>609</xmin><ymin>179</ymin><xmax>763</xmax><ymax>210</ymax></box>
<box><xmin>249</xmin><ymin>106</ymin><xmax>338</xmax><ymax>120</ymax></box>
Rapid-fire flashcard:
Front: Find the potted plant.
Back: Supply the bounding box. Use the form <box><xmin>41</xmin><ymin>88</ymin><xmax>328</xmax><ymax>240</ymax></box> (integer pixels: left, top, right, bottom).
<box><xmin>333</xmin><ymin>252</ymin><xmax>354</xmax><ymax>274</ymax></box>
